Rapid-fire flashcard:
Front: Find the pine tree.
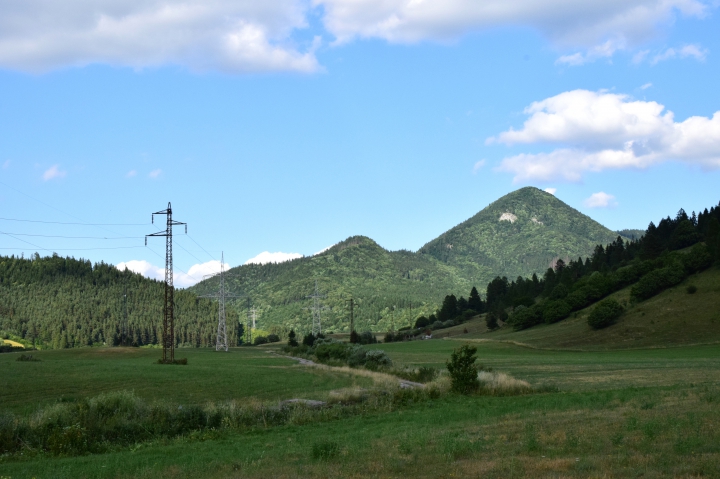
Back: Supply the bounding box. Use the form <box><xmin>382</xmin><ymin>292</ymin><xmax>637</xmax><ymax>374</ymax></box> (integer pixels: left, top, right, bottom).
<box><xmin>287</xmin><ymin>329</ymin><xmax>298</xmax><ymax>347</ymax></box>
<box><xmin>468</xmin><ymin>287</ymin><xmax>483</xmax><ymax>312</ymax></box>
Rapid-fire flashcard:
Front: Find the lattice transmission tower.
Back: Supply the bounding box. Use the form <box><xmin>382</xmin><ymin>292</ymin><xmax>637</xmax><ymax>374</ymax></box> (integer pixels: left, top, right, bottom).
<box><xmin>306</xmin><ymin>280</ymin><xmax>326</xmax><ymax>335</ymax></box>
<box><xmin>146</xmin><ymin>202</ymin><xmax>186</xmax><ymax>363</ymax></box>
<box><xmin>199</xmin><ymin>252</ymin><xmax>242</xmax><ymax>352</ymax></box>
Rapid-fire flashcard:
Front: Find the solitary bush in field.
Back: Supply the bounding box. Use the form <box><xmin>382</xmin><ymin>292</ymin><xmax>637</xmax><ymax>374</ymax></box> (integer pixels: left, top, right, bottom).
<box><xmin>266</xmin><ymin>334</ymin><xmax>280</xmax><ymax>343</ymax></box>
<box><xmin>446</xmin><ymin>345</ymin><xmax>479</xmax><ymax>394</ymax></box>
<box><xmin>588</xmin><ymin>299</ymin><xmax>624</xmax><ymax>330</ymax></box>
<box><xmin>686</xmin><ymin>285</ymin><xmax>698</xmax><ymax>294</ymax></box>
<box><xmin>287</xmin><ymin>329</ymin><xmax>298</xmax><ymax>347</ymax></box>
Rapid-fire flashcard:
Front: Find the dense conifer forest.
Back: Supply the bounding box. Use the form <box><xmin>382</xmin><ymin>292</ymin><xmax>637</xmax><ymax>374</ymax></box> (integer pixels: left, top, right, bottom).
<box><xmin>0</xmin><ymin>255</ymin><xmax>241</xmax><ymax>349</ymax></box>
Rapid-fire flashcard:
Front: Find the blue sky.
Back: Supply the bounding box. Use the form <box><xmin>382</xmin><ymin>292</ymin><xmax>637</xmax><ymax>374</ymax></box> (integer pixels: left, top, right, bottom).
<box><xmin>1</xmin><ymin>0</ymin><xmax>719</xmax><ymax>287</ymax></box>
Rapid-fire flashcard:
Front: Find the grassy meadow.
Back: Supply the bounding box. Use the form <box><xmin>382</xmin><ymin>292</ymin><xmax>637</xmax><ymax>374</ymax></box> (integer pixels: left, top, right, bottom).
<box><xmin>2</xmin><ymin>266</ymin><xmax>720</xmax><ymax>478</ymax></box>
<box><xmin>2</xmin><ymin>339</ymin><xmax>720</xmax><ymax>478</ymax></box>
<box><xmin>0</xmin><ymin>347</ymin><xmax>373</xmax><ymax>415</ymax></box>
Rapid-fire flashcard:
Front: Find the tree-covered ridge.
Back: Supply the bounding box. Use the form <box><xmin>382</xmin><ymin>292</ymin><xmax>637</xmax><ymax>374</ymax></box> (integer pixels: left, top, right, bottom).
<box><xmin>191</xmin><ymin>235</ymin><xmax>472</xmax><ymax>334</ymax></box>
<box><xmin>0</xmin><ymin>254</ymin><xmax>240</xmax><ymax>349</ymax></box>
<box><xmin>480</xmin><ymin>203</ymin><xmax>720</xmax><ymax>331</ymax></box>
<box><xmin>418</xmin><ymin>187</ymin><xmax>620</xmax><ymax>287</ymax></box>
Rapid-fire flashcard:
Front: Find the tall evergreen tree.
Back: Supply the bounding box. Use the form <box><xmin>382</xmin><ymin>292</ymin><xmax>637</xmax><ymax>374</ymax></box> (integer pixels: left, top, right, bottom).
<box><xmin>468</xmin><ymin>286</ymin><xmax>483</xmax><ymax>312</ymax></box>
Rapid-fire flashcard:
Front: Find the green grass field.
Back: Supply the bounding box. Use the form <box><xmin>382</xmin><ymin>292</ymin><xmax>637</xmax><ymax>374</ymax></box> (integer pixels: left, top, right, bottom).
<box><xmin>2</xmin><ymin>267</ymin><xmax>720</xmax><ymax>478</ymax></box>
<box><xmin>3</xmin><ymin>339</ymin><xmax>720</xmax><ymax>478</ymax></box>
<box><xmin>0</xmin><ymin>347</ymin><xmax>373</xmax><ymax>415</ymax></box>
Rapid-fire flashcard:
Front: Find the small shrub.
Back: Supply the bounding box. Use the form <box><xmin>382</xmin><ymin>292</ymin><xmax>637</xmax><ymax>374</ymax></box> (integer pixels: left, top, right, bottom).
<box><xmin>431</xmin><ymin>320</ymin><xmax>444</xmax><ymax>330</ymax></box>
<box><xmin>414</xmin><ymin>316</ymin><xmax>430</xmax><ymax>328</ymax></box>
<box><xmin>587</xmin><ymin>299</ymin><xmax>624</xmax><ymax>330</ymax></box>
<box><xmin>485</xmin><ymin>311</ymin><xmax>499</xmax><ymax>330</ymax></box>
<box><xmin>363</xmin><ymin>349</ymin><xmax>392</xmax><ymax>369</ymax></box>
<box><xmin>543</xmin><ymin>300</ymin><xmax>571</xmax><ymax>324</ymax></box>
<box><xmin>287</xmin><ymin>329</ymin><xmax>298</xmax><ymax>347</ymax></box>
<box><xmin>253</xmin><ymin>336</ymin><xmax>269</xmax><ymax>346</ymax></box>
<box><xmin>686</xmin><ymin>285</ymin><xmax>698</xmax><ymax>294</ymax></box>
<box><xmin>509</xmin><ymin>304</ymin><xmax>543</xmax><ymax>331</ymax></box>
<box><xmin>446</xmin><ymin>345</ymin><xmax>479</xmax><ymax>394</ymax></box>
<box><xmin>266</xmin><ymin>334</ymin><xmax>280</xmax><ymax>343</ymax></box>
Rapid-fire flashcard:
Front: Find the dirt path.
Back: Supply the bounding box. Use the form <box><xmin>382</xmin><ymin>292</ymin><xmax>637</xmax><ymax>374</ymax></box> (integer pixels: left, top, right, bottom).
<box><xmin>270</xmin><ymin>352</ymin><xmax>425</xmax><ymax>389</ymax></box>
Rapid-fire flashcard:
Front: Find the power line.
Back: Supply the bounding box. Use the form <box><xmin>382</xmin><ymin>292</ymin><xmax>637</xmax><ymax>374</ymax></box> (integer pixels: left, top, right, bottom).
<box><xmin>0</xmin><ymin>231</ymin><xmax>143</xmax><ymax>239</ymax></box>
<box><xmin>175</xmin><ymin>239</ymin><xmax>210</xmax><ymax>267</ymax></box>
<box><xmin>0</xmin><ymin>246</ymin><xmax>147</xmax><ymax>251</ymax></box>
<box><xmin>0</xmin><ymin>217</ymin><xmax>150</xmax><ymax>226</ymax></box>
<box><xmin>186</xmin><ymin>234</ymin><xmax>217</xmax><ymax>261</ymax></box>
<box><xmin>0</xmin><ymin>231</ymin><xmax>51</xmax><ymax>252</ymax></box>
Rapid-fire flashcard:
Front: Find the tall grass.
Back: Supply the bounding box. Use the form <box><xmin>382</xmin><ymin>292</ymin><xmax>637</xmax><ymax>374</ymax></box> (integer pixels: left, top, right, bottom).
<box><xmin>0</xmin><ymin>383</ymin><xmax>442</xmax><ymax>457</ymax></box>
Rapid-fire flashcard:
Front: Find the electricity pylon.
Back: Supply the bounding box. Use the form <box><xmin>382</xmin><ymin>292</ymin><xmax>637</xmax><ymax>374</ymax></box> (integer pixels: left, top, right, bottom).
<box><xmin>306</xmin><ymin>280</ymin><xmax>326</xmax><ymax>335</ymax></box>
<box><xmin>146</xmin><ymin>202</ymin><xmax>186</xmax><ymax>363</ymax></box>
<box><xmin>199</xmin><ymin>252</ymin><xmax>242</xmax><ymax>351</ymax></box>
<box><xmin>346</xmin><ymin>296</ymin><xmax>358</xmax><ymax>335</ymax></box>
<box><xmin>245</xmin><ymin>298</ymin><xmax>253</xmax><ymax>345</ymax></box>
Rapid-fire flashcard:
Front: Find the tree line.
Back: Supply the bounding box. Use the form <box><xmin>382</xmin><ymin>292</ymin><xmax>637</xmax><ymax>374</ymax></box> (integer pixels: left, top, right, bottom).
<box><xmin>428</xmin><ymin>203</ymin><xmax>720</xmax><ymax>331</ymax></box>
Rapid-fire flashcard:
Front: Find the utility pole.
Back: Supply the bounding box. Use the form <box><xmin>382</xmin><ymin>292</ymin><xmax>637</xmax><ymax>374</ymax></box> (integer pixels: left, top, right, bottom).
<box><xmin>146</xmin><ymin>202</ymin><xmax>186</xmax><ymax>364</ymax></box>
<box><xmin>306</xmin><ymin>280</ymin><xmax>326</xmax><ymax>335</ymax></box>
<box><xmin>199</xmin><ymin>252</ymin><xmax>243</xmax><ymax>352</ymax></box>
<box><xmin>346</xmin><ymin>297</ymin><xmax>357</xmax><ymax>335</ymax></box>
<box><xmin>122</xmin><ymin>279</ymin><xmax>128</xmax><ymax>346</ymax></box>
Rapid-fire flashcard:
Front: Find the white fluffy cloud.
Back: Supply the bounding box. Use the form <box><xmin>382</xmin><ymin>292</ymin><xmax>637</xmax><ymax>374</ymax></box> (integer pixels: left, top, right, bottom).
<box><xmin>0</xmin><ymin>0</ymin><xmax>319</xmax><ymax>73</ymax></box>
<box><xmin>117</xmin><ymin>259</ymin><xmax>230</xmax><ymax>287</ymax></box>
<box><xmin>490</xmin><ymin>89</ymin><xmax>720</xmax><ymax>182</ymax></box>
<box><xmin>544</xmin><ymin>187</ymin><xmax>557</xmax><ymax>195</ymax></box>
<box><xmin>584</xmin><ymin>192</ymin><xmax>618</xmax><ymax>208</ymax></box>
<box><xmin>0</xmin><ymin>0</ymin><xmax>709</xmax><ymax>72</ymax></box>
<box><xmin>148</xmin><ymin>169</ymin><xmax>162</xmax><ymax>179</ymax></box>
<box><xmin>42</xmin><ymin>165</ymin><xmax>66</xmax><ymax>181</ymax></box>
<box><xmin>317</xmin><ymin>0</ymin><xmax>706</xmax><ymax>52</ymax></box>
<box><xmin>245</xmin><ymin>251</ymin><xmax>302</xmax><ymax>265</ymax></box>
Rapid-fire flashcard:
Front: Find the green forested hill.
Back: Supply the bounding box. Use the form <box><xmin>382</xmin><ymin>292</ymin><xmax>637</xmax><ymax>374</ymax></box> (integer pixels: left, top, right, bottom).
<box><xmin>2</xmin><ymin>187</ymin><xmax>644</xmax><ymax>346</ymax></box>
<box><xmin>190</xmin><ymin>236</ymin><xmax>472</xmax><ymax>334</ymax></box>
<box><xmin>418</xmin><ymin>187</ymin><xmax>620</xmax><ymax>284</ymax></box>
<box><xmin>0</xmin><ymin>255</ymin><xmax>240</xmax><ymax>349</ymax></box>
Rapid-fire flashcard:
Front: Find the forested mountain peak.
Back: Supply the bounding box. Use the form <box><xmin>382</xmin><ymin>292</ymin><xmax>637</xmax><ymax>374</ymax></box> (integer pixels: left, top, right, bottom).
<box><xmin>418</xmin><ymin>186</ymin><xmax>619</xmax><ymax>285</ymax></box>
